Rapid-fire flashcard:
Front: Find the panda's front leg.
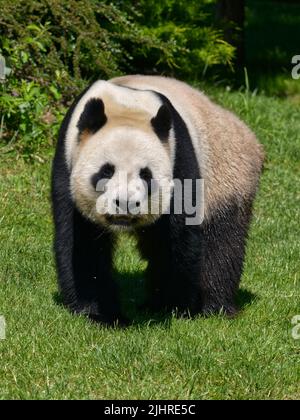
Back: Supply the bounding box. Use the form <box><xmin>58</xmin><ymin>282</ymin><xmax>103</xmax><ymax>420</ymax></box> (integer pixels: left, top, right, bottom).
<box><xmin>138</xmin><ymin>217</ymin><xmax>203</xmax><ymax>316</ymax></box>
<box><xmin>196</xmin><ymin>201</ymin><xmax>253</xmax><ymax>317</ymax></box>
<box><xmin>53</xmin><ymin>203</ymin><xmax>125</xmax><ymax>326</ymax></box>
<box><xmin>166</xmin><ymin>221</ymin><xmax>203</xmax><ymax>316</ymax></box>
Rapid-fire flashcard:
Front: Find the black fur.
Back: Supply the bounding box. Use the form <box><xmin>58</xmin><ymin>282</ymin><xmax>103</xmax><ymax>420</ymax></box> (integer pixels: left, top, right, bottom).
<box><xmin>52</xmin><ymin>86</ymin><xmax>255</xmax><ymax>325</ymax></box>
<box><xmin>197</xmin><ymin>199</ymin><xmax>253</xmax><ymax>316</ymax></box>
<box><xmin>77</xmin><ymin>98</ymin><xmax>107</xmax><ymax>138</ymax></box>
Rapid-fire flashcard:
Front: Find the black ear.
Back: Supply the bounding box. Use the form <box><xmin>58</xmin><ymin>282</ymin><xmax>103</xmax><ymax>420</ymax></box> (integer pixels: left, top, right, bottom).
<box><xmin>77</xmin><ymin>98</ymin><xmax>107</xmax><ymax>138</ymax></box>
<box><xmin>151</xmin><ymin>104</ymin><xmax>172</xmax><ymax>142</ymax></box>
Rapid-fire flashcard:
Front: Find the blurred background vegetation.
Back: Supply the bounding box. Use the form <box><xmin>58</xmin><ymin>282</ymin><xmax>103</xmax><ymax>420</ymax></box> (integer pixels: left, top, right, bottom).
<box><xmin>0</xmin><ymin>0</ymin><xmax>299</xmax><ymax>159</ymax></box>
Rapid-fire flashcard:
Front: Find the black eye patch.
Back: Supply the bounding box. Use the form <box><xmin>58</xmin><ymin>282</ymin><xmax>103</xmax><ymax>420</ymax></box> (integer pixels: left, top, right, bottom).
<box><xmin>140</xmin><ymin>167</ymin><xmax>153</xmax><ymax>190</ymax></box>
<box><xmin>91</xmin><ymin>163</ymin><xmax>115</xmax><ymax>190</ymax></box>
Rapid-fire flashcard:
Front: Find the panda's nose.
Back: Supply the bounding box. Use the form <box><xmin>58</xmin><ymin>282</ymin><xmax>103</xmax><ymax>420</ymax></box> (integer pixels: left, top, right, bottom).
<box><xmin>114</xmin><ymin>198</ymin><xmax>129</xmax><ymax>212</ymax></box>
<box><xmin>114</xmin><ymin>198</ymin><xmax>140</xmax><ymax>213</ymax></box>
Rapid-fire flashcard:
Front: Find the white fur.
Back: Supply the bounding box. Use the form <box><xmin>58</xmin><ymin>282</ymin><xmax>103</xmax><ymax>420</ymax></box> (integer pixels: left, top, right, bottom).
<box><xmin>65</xmin><ymin>80</ymin><xmax>177</xmax><ymax>230</ymax></box>
<box><xmin>69</xmin><ymin>114</ymin><xmax>173</xmax><ymax>229</ymax></box>
<box><xmin>65</xmin><ymin>81</ymin><xmax>166</xmax><ymax>169</ymax></box>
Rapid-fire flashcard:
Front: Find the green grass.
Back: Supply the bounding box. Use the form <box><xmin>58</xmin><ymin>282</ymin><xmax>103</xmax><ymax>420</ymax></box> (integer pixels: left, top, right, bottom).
<box><xmin>0</xmin><ymin>89</ymin><xmax>299</xmax><ymax>400</ymax></box>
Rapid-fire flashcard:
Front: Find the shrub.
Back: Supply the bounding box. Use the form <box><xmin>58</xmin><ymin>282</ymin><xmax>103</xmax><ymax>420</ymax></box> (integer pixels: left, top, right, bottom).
<box><xmin>0</xmin><ymin>78</ymin><xmax>65</xmax><ymax>160</ymax></box>
<box><xmin>0</xmin><ymin>0</ymin><xmax>234</xmax><ymax>158</ymax></box>
<box><xmin>131</xmin><ymin>0</ymin><xmax>235</xmax><ymax>79</ymax></box>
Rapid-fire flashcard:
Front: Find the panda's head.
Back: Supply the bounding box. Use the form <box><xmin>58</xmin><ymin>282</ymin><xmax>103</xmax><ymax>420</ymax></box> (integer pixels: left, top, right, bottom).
<box><xmin>66</xmin><ymin>82</ymin><xmax>175</xmax><ymax>231</ymax></box>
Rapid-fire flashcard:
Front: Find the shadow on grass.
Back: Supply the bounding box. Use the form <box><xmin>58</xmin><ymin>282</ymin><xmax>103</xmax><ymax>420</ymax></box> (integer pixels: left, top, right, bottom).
<box><xmin>52</xmin><ymin>272</ymin><xmax>258</xmax><ymax>328</ymax></box>
<box><xmin>53</xmin><ymin>291</ymin><xmax>64</xmax><ymax>306</ymax></box>
<box><xmin>115</xmin><ymin>271</ymin><xmax>171</xmax><ymax>328</ymax></box>
<box><xmin>236</xmin><ymin>288</ymin><xmax>257</xmax><ymax>310</ymax></box>
<box><xmin>52</xmin><ymin>271</ymin><xmax>172</xmax><ymax>329</ymax></box>
<box><xmin>116</xmin><ymin>271</ymin><xmax>258</xmax><ymax>326</ymax></box>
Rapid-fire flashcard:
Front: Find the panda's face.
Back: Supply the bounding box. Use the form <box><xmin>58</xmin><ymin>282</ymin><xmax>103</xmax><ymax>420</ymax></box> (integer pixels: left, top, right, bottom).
<box><xmin>70</xmin><ymin>124</ymin><xmax>173</xmax><ymax>231</ymax></box>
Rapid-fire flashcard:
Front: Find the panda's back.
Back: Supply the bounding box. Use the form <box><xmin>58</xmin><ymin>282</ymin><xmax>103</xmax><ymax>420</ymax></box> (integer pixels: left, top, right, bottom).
<box><xmin>110</xmin><ymin>75</ymin><xmax>264</xmax><ymax>217</ymax></box>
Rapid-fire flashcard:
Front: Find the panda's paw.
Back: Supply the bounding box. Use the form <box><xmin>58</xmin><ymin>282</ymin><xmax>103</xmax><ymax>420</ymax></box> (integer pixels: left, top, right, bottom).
<box><xmin>72</xmin><ymin>304</ymin><xmax>129</xmax><ymax>327</ymax></box>
<box><xmin>88</xmin><ymin>312</ymin><xmax>130</xmax><ymax>328</ymax></box>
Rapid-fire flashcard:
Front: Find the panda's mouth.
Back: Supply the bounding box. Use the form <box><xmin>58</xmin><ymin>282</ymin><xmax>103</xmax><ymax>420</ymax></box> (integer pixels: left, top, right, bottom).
<box><xmin>106</xmin><ymin>215</ymin><xmax>139</xmax><ymax>227</ymax></box>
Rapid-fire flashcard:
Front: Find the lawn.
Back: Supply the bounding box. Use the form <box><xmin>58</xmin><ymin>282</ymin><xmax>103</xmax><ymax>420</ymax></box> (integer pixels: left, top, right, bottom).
<box><xmin>0</xmin><ymin>87</ymin><xmax>299</xmax><ymax>400</ymax></box>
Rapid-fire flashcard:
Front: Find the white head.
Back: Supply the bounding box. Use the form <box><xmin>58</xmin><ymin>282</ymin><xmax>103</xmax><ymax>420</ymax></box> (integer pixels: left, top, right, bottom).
<box><xmin>66</xmin><ymin>82</ymin><xmax>175</xmax><ymax>231</ymax></box>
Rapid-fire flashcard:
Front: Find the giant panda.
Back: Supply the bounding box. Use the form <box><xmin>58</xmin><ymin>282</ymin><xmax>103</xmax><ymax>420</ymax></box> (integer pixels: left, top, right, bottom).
<box><xmin>52</xmin><ymin>75</ymin><xmax>264</xmax><ymax>325</ymax></box>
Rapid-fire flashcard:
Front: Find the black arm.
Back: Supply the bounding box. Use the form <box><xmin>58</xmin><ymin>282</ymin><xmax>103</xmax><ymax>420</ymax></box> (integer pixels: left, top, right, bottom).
<box><xmin>51</xmin><ymin>94</ymin><xmax>124</xmax><ymax>325</ymax></box>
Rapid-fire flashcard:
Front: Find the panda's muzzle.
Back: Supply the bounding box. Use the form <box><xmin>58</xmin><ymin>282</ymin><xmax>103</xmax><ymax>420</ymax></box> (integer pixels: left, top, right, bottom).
<box><xmin>113</xmin><ymin>198</ymin><xmax>141</xmax><ymax>213</ymax></box>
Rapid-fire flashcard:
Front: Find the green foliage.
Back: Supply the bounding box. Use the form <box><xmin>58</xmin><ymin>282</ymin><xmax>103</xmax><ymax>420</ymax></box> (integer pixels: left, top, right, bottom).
<box><xmin>132</xmin><ymin>0</ymin><xmax>235</xmax><ymax>78</ymax></box>
<box><xmin>0</xmin><ymin>0</ymin><xmax>178</xmax><ymax>97</ymax></box>
<box><xmin>0</xmin><ymin>80</ymin><xmax>64</xmax><ymax>160</ymax></box>
<box><xmin>0</xmin><ymin>0</ymin><xmax>235</xmax><ymax>159</ymax></box>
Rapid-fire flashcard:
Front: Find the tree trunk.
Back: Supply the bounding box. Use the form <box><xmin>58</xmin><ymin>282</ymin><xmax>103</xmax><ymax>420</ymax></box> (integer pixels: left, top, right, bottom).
<box><xmin>216</xmin><ymin>0</ymin><xmax>245</xmax><ymax>68</ymax></box>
